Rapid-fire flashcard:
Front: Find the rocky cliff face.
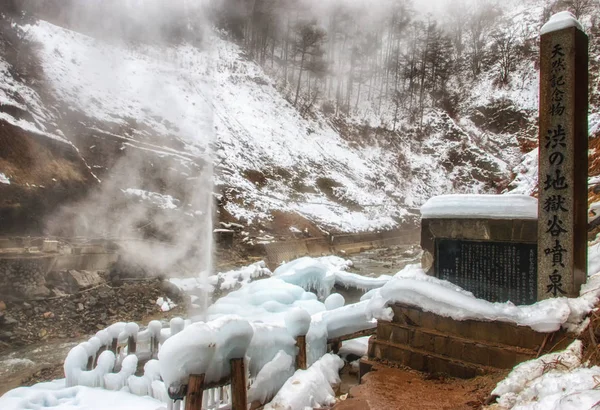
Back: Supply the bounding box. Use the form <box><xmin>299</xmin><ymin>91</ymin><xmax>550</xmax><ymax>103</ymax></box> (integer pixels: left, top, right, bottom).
<box><xmin>4</xmin><ymin>1</ymin><xmax>592</xmax><ymax>243</ymax></box>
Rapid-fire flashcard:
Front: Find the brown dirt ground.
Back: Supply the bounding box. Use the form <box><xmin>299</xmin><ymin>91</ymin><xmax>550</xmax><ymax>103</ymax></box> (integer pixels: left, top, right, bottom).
<box><xmin>334</xmin><ymin>367</ymin><xmax>507</xmax><ymax>410</ymax></box>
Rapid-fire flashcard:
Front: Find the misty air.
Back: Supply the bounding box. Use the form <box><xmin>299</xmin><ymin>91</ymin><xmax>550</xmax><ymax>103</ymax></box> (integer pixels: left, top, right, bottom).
<box><xmin>0</xmin><ymin>0</ymin><xmax>599</xmax><ymax>409</ymax></box>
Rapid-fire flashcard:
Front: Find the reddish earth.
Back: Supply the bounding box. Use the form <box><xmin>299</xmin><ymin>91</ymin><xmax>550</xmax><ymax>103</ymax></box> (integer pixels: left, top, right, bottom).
<box><xmin>335</xmin><ymin>367</ymin><xmax>506</xmax><ymax>410</ymax></box>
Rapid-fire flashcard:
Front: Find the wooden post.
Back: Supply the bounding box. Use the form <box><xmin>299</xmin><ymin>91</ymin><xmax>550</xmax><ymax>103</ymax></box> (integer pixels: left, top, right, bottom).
<box><xmin>86</xmin><ymin>355</ymin><xmax>94</xmax><ymax>371</ymax></box>
<box><xmin>150</xmin><ymin>336</ymin><xmax>159</xmax><ymax>359</ymax></box>
<box><xmin>94</xmin><ymin>345</ymin><xmax>106</xmax><ymax>367</ymax></box>
<box><xmin>184</xmin><ymin>374</ymin><xmax>205</xmax><ymax>410</ymax></box>
<box><xmin>127</xmin><ymin>335</ymin><xmax>137</xmax><ymax>354</ymax></box>
<box><xmin>538</xmin><ymin>12</ymin><xmax>588</xmax><ymax>299</ymax></box>
<box><xmin>110</xmin><ymin>337</ymin><xmax>118</xmax><ymax>354</ymax></box>
<box><xmin>230</xmin><ymin>358</ymin><xmax>248</xmax><ymax>410</ymax></box>
<box><xmin>296</xmin><ymin>335</ymin><xmax>307</xmax><ymax>370</ymax></box>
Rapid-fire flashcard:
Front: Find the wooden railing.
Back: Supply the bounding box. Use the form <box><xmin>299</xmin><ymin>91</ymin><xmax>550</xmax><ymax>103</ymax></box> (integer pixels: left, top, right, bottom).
<box><xmin>75</xmin><ymin>319</ymin><xmax>377</xmax><ymax>409</ymax></box>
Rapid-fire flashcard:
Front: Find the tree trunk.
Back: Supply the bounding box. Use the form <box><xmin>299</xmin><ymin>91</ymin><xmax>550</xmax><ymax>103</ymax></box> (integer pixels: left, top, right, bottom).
<box><xmin>294</xmin><ymin>51</ymin><xmax>305</xmax><ymax>106</ymax></box>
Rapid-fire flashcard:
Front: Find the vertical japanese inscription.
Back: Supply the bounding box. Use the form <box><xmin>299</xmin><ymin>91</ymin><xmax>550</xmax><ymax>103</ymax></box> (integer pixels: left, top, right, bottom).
<box><xmin>538</xmin><ymin>25</ymin><xmax>588</xmax><ymax>299</ymax></box>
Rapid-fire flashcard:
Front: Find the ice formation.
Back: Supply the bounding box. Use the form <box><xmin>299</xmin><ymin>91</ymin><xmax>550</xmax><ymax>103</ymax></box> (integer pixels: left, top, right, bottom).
<box><xmin>206</xmin><ymin>277</ymin><xmax>327</xmax><ymax>323</ymax></box>
<box><xmin>246</xmin><ymin>322</ymin><xmax>297</xmax><ymax>377</ymax></box>
<box><xmin>366</xmin><ymin>264</ymin><xmax>600</xmax><ymax>333</ymax></box>
<box><xmin>264</xmin><ymin>354</ymin><xmax>344</xmax><ymax>410</ymax></box>
<box><xmin>324</xmin><ymin>293</ymin><xmax>345</xmax><ymax>310</ymax></box>
<box><xmin>284</xmin><ymin>308</ymin><xmax>312</xmax><ymax>337</ymax></box>
<box><xmin>273</xmin><ymin>257</ymin><xmax>336</xmax><ymax>298</ymax></box>
<box><xmin>104</xmin><ymin>354</ymin><xmax>138</xmax><ymax>391</ymax></box>
<box><xmin>158</xmin><ymin>316</ymin><xmax>253</xmax><ymax>388</ymax></box>
<box><xmin>247</xmin><ymin>351</ymin><xmax>295</xmax><ymax>404</ymax></box>
<box><xmin>127</xmin><ymin>359</ymin><xmax>162</xmax><ymax>396</ymax></box>
<box><xmin>319</xmin><ymin>300</ymin><xmax>376</xmax><ymax>339</ymax></box>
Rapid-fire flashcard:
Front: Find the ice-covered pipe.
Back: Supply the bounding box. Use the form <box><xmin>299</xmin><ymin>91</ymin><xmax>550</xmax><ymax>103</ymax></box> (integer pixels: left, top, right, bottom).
<box><xmin>105</xmin><ymin>354</ymin><xmax>138</xmax><ymax>391</ymax></box>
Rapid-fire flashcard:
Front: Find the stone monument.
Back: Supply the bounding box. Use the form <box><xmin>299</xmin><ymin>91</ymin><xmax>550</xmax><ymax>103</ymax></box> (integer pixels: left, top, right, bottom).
<box><xmin>538</xmin><ymin>12</ymin><xmax>588</xmax><ymax>299</ymax></box>
<box><xmin>420</xmin><ymin>195</ymin><xmax>538</xmax><ymax>305</ymax></box>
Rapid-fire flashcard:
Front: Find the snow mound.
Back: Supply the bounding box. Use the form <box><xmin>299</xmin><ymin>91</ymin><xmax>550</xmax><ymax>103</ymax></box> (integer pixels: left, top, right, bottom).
<box><xmin>491</xmin><ymin>341</ymin><xmax>600</xmax><ymax>409</ymax></box>
<box><xmin>206</xmin><ymin>277</ymin><xmax>326</xmax><ymax>323</ymax></box>
<box><xmin>366</xmin><ymin>264</ymin><xmax>600</xmax><ymax>333</ymax></box>
<box><xmin>0</xmin><ymin>380</ymin><xmax>165</xmax><ymax>410</ymax></box>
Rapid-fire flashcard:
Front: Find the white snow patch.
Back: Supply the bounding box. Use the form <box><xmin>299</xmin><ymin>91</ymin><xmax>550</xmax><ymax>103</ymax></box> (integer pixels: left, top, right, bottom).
<box><xmin>491</xmin><ymin>341</ymin><xmax>600</xmax><ymax>409</ymax></box>
<box><xmin>156</xmin><ymin>297</ymin><xmax>177</xmax><ymax>312</ymax></box>
<box><xmin>339</xmin><ymin>336</ymin><xmax>370</xmax><ymax>359</ymax></box>
<box><xmin>122</xmin><ymin>188</ymin><xmax>179</xmax><ymax>210</ymax></box>
<box><xmin>421</xmin><ymin>194</ymin><xmax>537</xmax><ymax>220</ymax></box>
<box><xmin>0</xmin><ymin>172</ymin><xmax>10</xmax><ymax>185</ymax></box>
<box><xmin>541</xmin><ymin>11</ymin><xmax>584</xmax><ymax>35</ymax></box>
<box><xmin>0</xmin><ymin>380</ymin><xmax>165</xmax><ymax>410</ymax></box>
<box><xmin>212</xmin><ymin>261</ymin><xmax>272</xmax><ymax>291</ymax></box>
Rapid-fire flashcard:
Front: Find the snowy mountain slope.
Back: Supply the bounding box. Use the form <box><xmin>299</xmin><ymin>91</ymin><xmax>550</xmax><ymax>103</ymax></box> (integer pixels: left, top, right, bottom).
<box><xmin>0</xmin><ymin>16</ymin><xmax>515</xmax><ymax>238</ymax></box>
<box><xmin>494</xmin><ymin>1</ymin><xmax>600</xmax><ymax>197</ymax></box>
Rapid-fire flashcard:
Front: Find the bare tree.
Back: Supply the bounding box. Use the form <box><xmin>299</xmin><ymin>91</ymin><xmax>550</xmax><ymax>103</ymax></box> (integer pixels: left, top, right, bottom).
<box><xmin>466</xmin><ymin>1</ymin><xmax>501</xmax><ymax>77</ymax></box>
<box><xmin>556</xmin><ymin>0</ymin><xmax>595</xmax><ymax>19</ymax></box>
<box><xmin>293</xmin><ymin>21</ymin><xmax>326</xmax><ymax>107</ymax></box>
<box><xmin>491</xmin><ymin>24</ymin><xmax>518</xmax><ymax>86</ymax></box>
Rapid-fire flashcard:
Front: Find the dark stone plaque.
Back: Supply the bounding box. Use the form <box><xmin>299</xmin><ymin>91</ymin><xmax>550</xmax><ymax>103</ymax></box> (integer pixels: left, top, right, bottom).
<box><xmin>435</xmin><ymin>239</ymin><xmax>537</xmax><ymax>305</ymax></box>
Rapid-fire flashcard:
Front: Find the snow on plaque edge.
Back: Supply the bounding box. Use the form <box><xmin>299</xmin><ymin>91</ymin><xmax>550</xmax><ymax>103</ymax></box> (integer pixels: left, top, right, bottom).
<box><xmin>541</xmin><ymin>11</ymin><xmax>584</xmax><ymax>35</ymax></box>
<box><xmin>420</xmin><ymin>194</ymin><xmax>537</xmax><ymax>220</ymax></box>
<box><xmin>365</xmin><ymin>264</ymin><xmax>600</xmax><ymax>333</ymax></box>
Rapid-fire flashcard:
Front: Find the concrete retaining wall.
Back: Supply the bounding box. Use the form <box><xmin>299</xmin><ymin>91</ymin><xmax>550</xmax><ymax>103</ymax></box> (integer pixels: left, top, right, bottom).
<box><xmin>263</xmin><ymin>228</ymin><xmax>420</xmax><ymax>269</ymax></box>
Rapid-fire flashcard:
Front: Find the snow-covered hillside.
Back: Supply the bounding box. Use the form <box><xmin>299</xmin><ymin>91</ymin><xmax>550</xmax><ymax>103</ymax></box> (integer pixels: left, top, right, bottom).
<box><xmin>0</xmin><ymin>15</ymin><xmax>516</xmax><ymax>237</ymax></box>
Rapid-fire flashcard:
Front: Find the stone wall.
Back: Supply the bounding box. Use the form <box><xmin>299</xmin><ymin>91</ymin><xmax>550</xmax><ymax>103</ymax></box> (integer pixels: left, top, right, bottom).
<box><xmin>0</xmin><ymin>240</ymin><xmax>119</xmax><ymax>300</ymax></box>
<box><xmin>0</xmin><ymin>256</ymin><xmax>56</xmax><ymax>299</ymax></box>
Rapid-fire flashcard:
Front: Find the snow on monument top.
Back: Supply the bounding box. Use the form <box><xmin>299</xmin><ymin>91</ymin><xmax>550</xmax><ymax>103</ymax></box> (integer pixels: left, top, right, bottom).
<box><xmin>541</xmin><ymin>11</ymin><xmax>584</xmax><ymax>35</ymax></box>
<box><xmin>420</xmin><ymin>194</ymin><xmax>537</xmax><ymax>220</ymax></box>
